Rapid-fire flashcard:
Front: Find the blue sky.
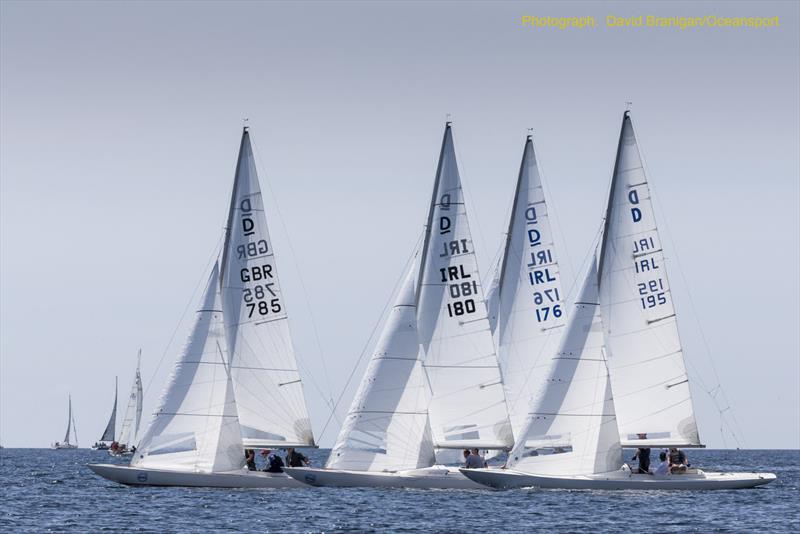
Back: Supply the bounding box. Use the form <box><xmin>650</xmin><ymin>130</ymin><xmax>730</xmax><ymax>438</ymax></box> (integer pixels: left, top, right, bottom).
<box><xmin>1</xmin><ymin>1</ymin><xmax>798</xmax><ymax>448</ymax></box>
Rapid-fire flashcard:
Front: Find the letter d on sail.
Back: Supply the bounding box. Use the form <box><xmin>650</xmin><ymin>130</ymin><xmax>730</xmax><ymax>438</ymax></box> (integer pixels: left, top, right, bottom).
<box><xmin>628</xmin><ymin>189</ymin><xmax>642</xmax><ymax>223</ymax></box>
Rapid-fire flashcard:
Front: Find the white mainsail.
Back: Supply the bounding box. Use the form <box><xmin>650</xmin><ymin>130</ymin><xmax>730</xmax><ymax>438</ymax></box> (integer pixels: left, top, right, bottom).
<box><xmin>99</xmin><ymin>377</ymin><xmax>117</xmax><ymax>443</ymax></box>
<box><xmin>416</xmin><ymin>123</ymin><xmax>513</xmax><ymax>451</ymax></box>
<box><xmin>598</xmin><ymin>111</ymin><xmax>701</xmax><ymax>448</ymax></box>
<box><xmin>132</xmin><ymin>263</ymin><xmax>245</xmax><ymax>473</ymax></box>
<box><xmin>117</xmin><ymin>351</ymin><xmax>143</xmax><ymax>447</ymax></box>
<box><xmin>494</xmin><ymin>135</ymin><xmax>567</xmax><ymax>439</ymax></box>
<box><xmin>508</xmin><ymin>260</ymin><xmax>622</xmax><ymax>476</ymax></box>
<box><xmin>327</xmin><ymin>261</ymin><xmax>435</xmax><ymax>471</ymax></box>
<box><xmin>220</xmin><ymin>127</ymin><xmax>314</xmax><ymax>448</ymax></box>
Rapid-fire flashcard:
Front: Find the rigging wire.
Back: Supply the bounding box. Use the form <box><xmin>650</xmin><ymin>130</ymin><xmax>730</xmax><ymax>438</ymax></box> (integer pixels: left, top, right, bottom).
<box><xmin>248</xmin><ymin>131</ymin><xmax>339</xmax><ymax>424</ymax></box>
<box><xmin>635</xmin><ymin>120</ymin><xmax>745</xmax><ymax>448</ymax></box>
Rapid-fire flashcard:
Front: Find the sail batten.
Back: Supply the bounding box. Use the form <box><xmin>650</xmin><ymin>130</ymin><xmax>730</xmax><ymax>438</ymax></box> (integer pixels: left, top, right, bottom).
<box><xmin>598</xmin><ymin>111</ymin><xmax>702</xmax><ymax>448</ymax></box>
<box><xmin>220</xmin><ymin>128</ymin><xmax>315</xmax><ymax>448</ymax></box>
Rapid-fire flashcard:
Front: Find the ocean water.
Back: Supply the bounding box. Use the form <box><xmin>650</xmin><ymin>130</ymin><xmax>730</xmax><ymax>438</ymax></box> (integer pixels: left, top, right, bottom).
<box><xmin>0</xmin><ymin>448</ymin><xmax>797</xmax><ymax>533</ymax></box>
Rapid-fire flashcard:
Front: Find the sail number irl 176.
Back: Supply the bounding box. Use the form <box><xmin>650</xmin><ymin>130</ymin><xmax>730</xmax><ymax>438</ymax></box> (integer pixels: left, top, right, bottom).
<box><xmin>523</xmin><ymin>204</ymin><xmax>561</xmax><ymax>323</ymax></box>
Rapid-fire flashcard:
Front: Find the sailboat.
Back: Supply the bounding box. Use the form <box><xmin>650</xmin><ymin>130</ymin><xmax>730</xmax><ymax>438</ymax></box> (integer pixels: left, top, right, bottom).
<box><xmin>52</xmin><ymin>395</ymin><xmax>78</xmax><ymax>449</ymax></box>
<box><xmin>461</xmin><ymin>111</ymin><xmax>776</xmax><ymax>490</ymax></box>
<box><xmin>110</xmin><ymin>354</ymin><xmax>143</xmax><ymax>456</ymax></box>
<box><xmin>284</xmin><ymin>123</ymin><xmax>513</xmax><ymax>489</ymax></box>
<box><xmin>88</xmin><ymin>126</ymin><xmax>311</xmax><ymax>487</ymax></box>
<box><xmin>93</xmin><ymin>378</ymin><xmax>117</xmax><ymax>450</ymax></box>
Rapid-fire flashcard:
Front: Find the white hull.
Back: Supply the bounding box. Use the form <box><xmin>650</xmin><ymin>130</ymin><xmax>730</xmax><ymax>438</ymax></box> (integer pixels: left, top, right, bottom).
<box><xmin>51</xmin><ymin>444</ymin><xmax>78</xmax><ymax>450</ymax></box>
<box><xmin>460</xmin><ymin>468</ymin><xmax>777</xmax><ymax>490</ymax></box>
<box><xmin>284</xmin><ymin>466</ymin><xmax>485</xmax><ymax>489</ymax></box>
<box><xmin>87</xmin><ymin>463</ymin><xmax>304</xmax><ymax>488</ymax></box>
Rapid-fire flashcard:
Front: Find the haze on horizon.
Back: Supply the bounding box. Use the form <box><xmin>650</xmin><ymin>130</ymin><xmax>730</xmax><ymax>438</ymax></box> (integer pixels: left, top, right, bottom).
<box><xmin>1</xmin><ymin>1</ymin><xmax>798</xmax><ymax>449</ymax></box>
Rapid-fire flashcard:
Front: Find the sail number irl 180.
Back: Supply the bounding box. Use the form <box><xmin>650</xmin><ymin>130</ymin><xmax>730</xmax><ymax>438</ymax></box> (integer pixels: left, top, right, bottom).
<box><xmin>437</xmin><ymin>193</ymin><xmax>478</xmax><ymax>318</ymax></box>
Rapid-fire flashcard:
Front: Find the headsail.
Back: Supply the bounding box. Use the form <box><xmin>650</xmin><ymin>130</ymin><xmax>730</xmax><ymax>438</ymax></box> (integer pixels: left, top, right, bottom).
<box><xmin>327</xmin><ymin>260</ymin><xmax>434</xmax><ymax>471</ymax></box>
<box><xmin>598</xmin><ymin>111</ymin><xmax>701</xmax><ymax>448</ymax></box>
<box><xmin>132</xmin><ymin>263</ymin><xmax>245</xmax><ymax>473</ymax></box>
<box><xmin>220</xmin><ymin>128</ymin><xmax>315</xmax><ymax>448</ymax></box>
<box><xmin>416</xmin><ymin>124</ymin><xmax>513</xmax><ymax>451</ymax></box>
<box><xmin>117</xmin><ymin>352</ymin><xmax>143</xmax><ymax>447</ymax></box>
<box><xmin>99</xmin><ymin>377</ymin><xmax>117</xmax><ymax>442</ymax></box>
<box><xmin>495</xmin><ymin>135</ymin><xmax>566</xmax><ymax>439</ymax></box>
<box><xmin>508</xmin><ymin>260</ymin><xmax>622</xmax><ymax>476</ymax></box>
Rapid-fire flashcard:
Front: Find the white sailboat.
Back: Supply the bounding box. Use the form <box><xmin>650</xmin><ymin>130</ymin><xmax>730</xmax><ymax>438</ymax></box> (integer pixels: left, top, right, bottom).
<box><xmin>89</xmin><ymin>126</ymin><xmax>309</xmax><ymax>487</ymax></box>
<box><xmin>285</xmin><ymin>123</ymin><xmax>513</xmax><ymax>489</ymax></box>
<box><xmin>461</xmin><ymin>111</ymin><xmax>776</xmax><ymax>490</ymax></box>
<box><xmin>52</xmin><ymin>395</ymin><xmax>78</xmax><ymax>449</ymax></box>
<box><xmin>92</xmin><ymin>377</ymin><xmax>117</xmax><ymax>450</ymax></box>
<box><xmin>110</xmin><ymin>353</ymin><xmax>143</xmax><ymax>456</ymax></box>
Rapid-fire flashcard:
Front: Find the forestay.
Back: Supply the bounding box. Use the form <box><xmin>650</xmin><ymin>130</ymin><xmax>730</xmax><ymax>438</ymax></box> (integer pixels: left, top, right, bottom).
<box><xmin>327</xmin><ymin>262</ymin><xmax>435</xmax><ymax>472</ymax></box>
<box><xmin>416</xmin><ymin>124</ymin><xmax>513</xmax><ymax>451</ymax></box>
<box><xmin>495</xmin><ymin>135</ymin><xmax>566</xmax><ymax>440</ymax></box>
<box><xmin>100</xmin><ymin>378</ymin><xmax>117</xmax><ymax>442</ymax></box>
<box><xmin>132</xmin><ymin>263</ymin><xmax>245</xmax><ymax>473</ymax></box>
<box><xmin>220</xmin><ymin>128</ymin><xmax>314</xmax><ymax>448</ymax></box>
<box><xmin>508</xmin><ymin>261</ymin><xmax>622</xmax><ymax>476</ymax></box>
<box><xmin>598</xmin><ymin>111</ymin><xmax>701</xmax><ymax>448</ymax></box>
<box><xmin>117</xmin><ymin>352</ymin><xmax>143</xmax><ymax>447</ymax></box>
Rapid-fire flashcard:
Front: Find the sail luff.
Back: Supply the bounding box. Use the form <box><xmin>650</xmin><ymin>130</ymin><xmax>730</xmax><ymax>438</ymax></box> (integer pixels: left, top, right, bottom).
<box><xmin>597</xmin><ymin>111</ymin><xmax>701</xmax><ymax>448</ymax></box>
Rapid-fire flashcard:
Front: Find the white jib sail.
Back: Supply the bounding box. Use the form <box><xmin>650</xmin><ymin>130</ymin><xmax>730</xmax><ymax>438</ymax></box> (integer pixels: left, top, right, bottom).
<box><xmin>220</xmin><ymin>128</ymin><xmax>314</xmax><ymax>448</ymax></box>
<box><xmin>508</xmin><ymin>260</ymin><xmax>622</xmax><ymax>476</ymax></box>
<box><xmin>495</xmin><ymin>135</ymin><xmax>567</xmax><ymax>440</ymax></box>
<box><xmin>132</xmin><ymin>263</ymin><xmax>245</xmax><ymax>473</ymax></box>
<box><xmin>327</xmin><ymin>261</ymin><xmax>435</xmax><ymax>471</ymax></box>
<box><xmin>99</xmin><ymin>377</ymin><xmax>117</xmax><ymax>442</ymax></box>
<box><xmin>416</xmin><ymin>123</ymin><xmax>514</xmax><ymax>451</ymax></box>
<box><xmin>598</xmin><ymin>111</ymin><xmax>701</xmax><ymax>448</ymax></box>
<box><xmin>117</xmin><ymin>352</ymin><xmax>143</xmax><ymax>447</ymax></box>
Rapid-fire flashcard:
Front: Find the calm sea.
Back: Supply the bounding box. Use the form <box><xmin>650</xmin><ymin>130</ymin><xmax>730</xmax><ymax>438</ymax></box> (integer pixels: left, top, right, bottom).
<box><xmin>1</xmin><ymin>448</ymin><xmax>797</xmax><ymax>532</ymax></box>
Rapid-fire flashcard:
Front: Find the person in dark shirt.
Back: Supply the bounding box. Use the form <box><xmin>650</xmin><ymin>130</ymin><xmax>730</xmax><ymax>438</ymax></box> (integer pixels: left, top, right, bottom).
<box><xmin>245</xmin><ymin>449</ymin><xmax>256</xmax><ymax>471</ymax></box>
<box><xmin>286</xmin><ymin>447</ymin><xmax>310</xmax><ymax>467</ymax></box>
<box><xmin>261</xmin><ymin>449</ymin><xmax>285</xmax><ymax>473</ymax></box>
<box><xmin>632</xmin><ymin>447</ymin><xmax>651</xmax><ymax>474</ymax></box>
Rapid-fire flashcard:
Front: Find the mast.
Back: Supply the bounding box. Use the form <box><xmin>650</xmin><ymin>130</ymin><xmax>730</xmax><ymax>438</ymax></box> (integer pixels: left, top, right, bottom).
<box><xmin>64</xmin><ymin>395</ymin><xmax>72</xmax><ymax>444</ymax></box>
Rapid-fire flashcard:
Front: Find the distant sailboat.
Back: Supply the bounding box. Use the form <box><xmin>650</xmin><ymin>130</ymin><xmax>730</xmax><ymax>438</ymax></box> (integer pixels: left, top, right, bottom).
<box><xmin>88</xmin><ymin>126</ymin><xmax>311</xmax><ymax>487</ymax></box>
<box><xmin>461</xmin><ymin>111</ymin><xmax>776</xmax><ymax>490</ymax></box>
<box><xmin>52</xmin><ymin>395</ymin><xmax>78</xmax><ymax>449</ymax></box>
<box><xmin>93</xmin><ymin>378</ymin><xmax>117</xmax><ymax>450</ymax></box>
<box><xmin>285</xmin><ymin>123</ymin><xmax>512</xmax><ymax>489</ymax></box>
<box><xmin>110</xmin><ymin>354</ymin><xmax>143</xmax><ymax>456</ymax></box>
